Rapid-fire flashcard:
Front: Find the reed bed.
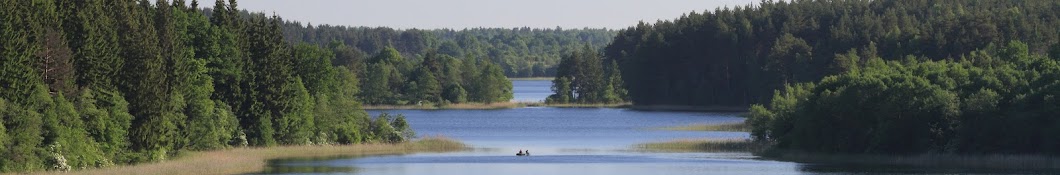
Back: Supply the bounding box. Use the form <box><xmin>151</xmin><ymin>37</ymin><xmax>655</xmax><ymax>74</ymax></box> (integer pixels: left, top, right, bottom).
<box><xmin>32</xmin><ymin>137</ymin><xmax>465</xmax><ymax>175</ymax></box>
<box><xmin>658</xmin><ymin>122</ymin><xmax>749</xmax><ymax>132</ymax></box>
<box><xmin>636</xmin><ymin>139</ymin><xmax>765</xmax><ymax>153</ymax></box>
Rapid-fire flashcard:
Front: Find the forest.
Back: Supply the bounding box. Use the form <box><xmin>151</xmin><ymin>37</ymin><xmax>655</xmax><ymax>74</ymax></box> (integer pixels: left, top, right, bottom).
<box><xmin>276</xmin><ymin>21</ymin><xmax>616</xmax><ymax>78</ymax></box>
<box><xmin>0</xmin><ymin>0</ymin><xmax>415</xmax><ymax>172</ymax></box>
<box><xmin>748</xmin><ymin>41</ymin><xmax>1060</xmax><ymax>155</ymax></box>
<box><xmin>546</xmin><ymin>46</ymin><xmax>628</xmax><ymax>104</ymax></box>
<box><xmin>606</xmin><ymin>0</ymin><xmax>1060</xmax><ymax>107</ymax></box>
<box><xmin>602</xmin><ymin>0</ymin><xmax>1060</xmax><ymax>155</ymax></box>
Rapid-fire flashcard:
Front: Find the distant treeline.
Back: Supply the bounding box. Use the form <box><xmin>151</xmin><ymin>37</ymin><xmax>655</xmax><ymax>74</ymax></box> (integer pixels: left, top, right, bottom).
<box><xmin>606</xmin><ymin>0</ymin><xmax>1060</xmax><ymax>107</ymax></box>
<box><xmin>356</xmin><ymin>46</ymin><xmax>513</xmax><ymax>105</ymax></box>
<box><xmin>273</xmin><ymin>21</ymin><xmax>616</xmax><ymax>77</ymax></box>
<box><xmin>0</xmin><ymin>0</ymin><xmax>412</xmax><ymax>172</ymax></box>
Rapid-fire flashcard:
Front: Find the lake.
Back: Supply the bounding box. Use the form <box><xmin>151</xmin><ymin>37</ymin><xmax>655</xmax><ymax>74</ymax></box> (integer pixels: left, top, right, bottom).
<box><xmin>511</xmin><ymin>80</ymin><xmax>553</xmax><ymax>102</ymax></box>
<box><xmin>263</xmin><ymin>80</ymin><xmax>1042</xmax><ymax>175</ymax></box>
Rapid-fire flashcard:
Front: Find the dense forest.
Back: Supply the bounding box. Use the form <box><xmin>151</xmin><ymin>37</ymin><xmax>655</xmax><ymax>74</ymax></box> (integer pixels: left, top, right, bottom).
<box><xmin>546</xmin><ymin>46</ymin><xmax>628</xmax><ymax>104</ymax></box>
<box><xmin>277</xmin><ymin>22</ymin><xmax>616</xmax><ymax>77</ymax></box>
<box><xmin>0</xmin><ymin>0</ymin><xmax>413</xmax><ymax>172</ymax></box>
<box><xmin>748</xmin><ymin>41</ymin><xmax>1060</xmax><ymax>155</ymax></box>
<box><xmin>606</xmin><ymin>0</ymin><xmax>1060</xmax><ymax>107</ymax></box>
<box><xmin>356</xmin><ymin>46</ymin><xmax>513</xmax><ymax>105</ymax></box>
<box><xmin>605</xmin><ymin>0</ymin><xmax>1060</xmax><ymax>155</ymax></box>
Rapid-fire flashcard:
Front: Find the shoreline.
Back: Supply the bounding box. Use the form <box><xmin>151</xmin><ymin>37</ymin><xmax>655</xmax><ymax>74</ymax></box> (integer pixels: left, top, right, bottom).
<box><xmin>33</xmin><ymin>138</ymin><xmax>465</xmax><ymax>175</ymax></box>
<box><xmin>637</xmin><ymin>139</ymin><xmax>1060</xmax><ymax>171</ymax></box>
<box><xmin>654</xmin><ymin>122</ymin><xmax>749</xmax><ymax>132</ymax></box>
<box><xmin>363</xmin><ymin>102</ymin><xmax>636</xmax><ymax>110</ymax></box>
<box><xmin>635</xmin><ymin>139</ymin><xmax>765</xmax><ymax>153</ymax></box>
<box><xmin>508</xmin><ymin>77</ymin><xmax>554</xmax><ymax>81</ymax></box>
<box><xmin>363</xmin><ymin>102</ymin><xmax>529</xmax><ymax>110</ymax></box>
<box><xmin>630</xmin><ymin>105</ymin><xmax>748</xmax><ymax>112</ymax></box>
<box><xmin>362</xmin><ymin>102</ymin><xmax>755</xmax><ymax>113</ymax></box>
<box><xmin>763</xmin><ymin>150</ymin><xmax>1060</xmax><ymax>171</ymax></box>
<box><xmin>528</xmin><ymin>102</ymin><xmax>632</xmax><ymax>108</ymax></box>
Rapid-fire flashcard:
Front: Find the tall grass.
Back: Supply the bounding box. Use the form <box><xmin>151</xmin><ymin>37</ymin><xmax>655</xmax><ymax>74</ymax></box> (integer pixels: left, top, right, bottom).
<box><xmin>635</xmin><ymin>139</ymin><xmax>766</xmax><ymax>153</ymax></box>
<box><xmin>658</xmin><ymin>122</ymin><xmax>749</xmax><ymax>132</ymax></box>
<box><xmin>34</xmin><ymin>137</ymin><xmax>465</xmax><ymax>175</ymax></box>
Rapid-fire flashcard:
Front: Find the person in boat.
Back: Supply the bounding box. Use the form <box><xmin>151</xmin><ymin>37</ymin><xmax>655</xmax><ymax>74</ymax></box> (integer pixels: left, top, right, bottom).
<box><xmin>517</xmin><ymin>150</ymin><xmax>525</xmax><ymax>156</ymax></box>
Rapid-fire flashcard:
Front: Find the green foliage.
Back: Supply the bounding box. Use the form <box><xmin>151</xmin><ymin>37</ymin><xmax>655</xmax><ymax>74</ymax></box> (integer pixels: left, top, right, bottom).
<box><xmin>274</xmin><ymin>79</ymin><xmax>314</xmax><ymax>145</ymax></box>
<box><xmin>410</xmin><ymin>67</ymin><xmax>442</xmax><ymax>103</ymax></box>
<box><xmin>358</xmin><ymin>47</ymin><xmax>512</xmax><ymax>105</ymax></box>
<box><xmin>280</xmin><ymin>23</ymin><xmax>617</xmax><ymax>77</ymax></box>
<box><xmin>443</xmin><ymin>84</ymin><xmax>468</xmax><ymax>103</ymax></box>
<box><xmin>391</xmin><ymin>115</ymin><xmax>414</xmax><ymax>141</ymax></box>
<box><xmin>369</xmin><ymin>113</ymin><xmax>402</xmax><ymax>143</ymax></box>
<box><xmin>362</xmin><ymin>63</ymin><xmax>394</xmax><ymax>104</ymax></box>
<box><xmin>547</xmin><ymin>46</ymin><xmax>628</xmax><ymax>104</ymax></box>
<box><xmin>608</xmin><ymin>0</ymin><xmax>1060</xmax><ymax>107</ymax></box>
<box><xmin>0</xmin><ymin>0</ymin><xmax>413</xmax><ymax>172</ymax></box>
<box><xmin>749</xmin><ymin>41</ymin><xmax>1060</xmax><ymax>155</ymax></box>
<box><xmin>546</xmin><ymin>77</ymin><xmax>573</xmax><ymax>104</ymax></box>
<box><xmin>468</xmin><ymin>62</ymin><xmax>513</xmax><ymax>103</ymax></box>
<box><xmin>0</xmin><ymin>97</ymin><xmax>46</xmax><ymax>172</ymax></box>
<box><xmin>42</xmin><ymin>94</ymin><xmax>108</xmax><ymax>170</ymax></box>
<box><xmin>311</xmin><ymin>67</ymin><xmax>369</xmax><ymax>145</ymax></box>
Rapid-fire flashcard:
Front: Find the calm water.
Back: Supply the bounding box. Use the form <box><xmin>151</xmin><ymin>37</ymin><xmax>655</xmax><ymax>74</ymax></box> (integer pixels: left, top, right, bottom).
<box><xmin>511</xmin><ymin>80</ymin><xmax>552</xmax><ymax>102</ymax></box>
<box><xmin>263</xmin><ymin>80</ymin><xmax>1044</xmax><ymax>175</ymax></box>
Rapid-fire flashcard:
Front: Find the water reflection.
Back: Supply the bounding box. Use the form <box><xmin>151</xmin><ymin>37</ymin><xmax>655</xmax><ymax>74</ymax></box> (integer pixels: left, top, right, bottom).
<box><xmin>260</xmin><ymin>80</ymin><xmax>1053</xmax><ymax>174</ymax></box>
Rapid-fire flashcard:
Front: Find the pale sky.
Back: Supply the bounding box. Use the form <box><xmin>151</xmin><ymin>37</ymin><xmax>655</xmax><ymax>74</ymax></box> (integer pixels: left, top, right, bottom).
<box><xmin>226</xmin><ymin>0</ymin><xmax>759</xmax><ymax>29</ymax></box>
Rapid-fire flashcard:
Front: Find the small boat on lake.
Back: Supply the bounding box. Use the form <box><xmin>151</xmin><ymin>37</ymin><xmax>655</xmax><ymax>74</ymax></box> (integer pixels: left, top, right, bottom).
<box><xmin>517</xmin><ymin>150</ymin><xmax>530</xmax><ymax>156</ymax></box>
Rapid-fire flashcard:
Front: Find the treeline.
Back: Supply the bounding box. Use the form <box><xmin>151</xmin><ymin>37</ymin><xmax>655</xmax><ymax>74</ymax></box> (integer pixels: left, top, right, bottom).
<box><xmin>0</xmin><ymin>0</ymin><xmax>411</xmax><ymax>172</ymax></box>
<box><xmin>546</xmin><ymin>46</ymin><xmax>628</xmax><ymax>104</ymax></box>
<box><xmin>606</xmin><ymin>0</ymin><xmax>1060</xmax><ymax>107</ymax></box>
<box><xmin>749</xmin><ymin>41</ymin><xmax>1060</xmax><ymax>155</ymax></box>
<box><xmin>276</xmin><ymin>22</ymin><xmax>617</xmax><ymax>77</ymax></box>
<box><xmin>357</xmin><ymin>46</ymin><xmax>513</xmax><ymax>105</ymax></box>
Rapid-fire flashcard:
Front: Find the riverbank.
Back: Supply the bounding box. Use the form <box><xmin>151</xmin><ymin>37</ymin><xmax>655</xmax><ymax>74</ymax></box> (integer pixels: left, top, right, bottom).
<box><xmin>528</xmin><ymin>102</ymin><xmax>632</xmax><ymax>108</ymax></box>
<box><xmin>364</xmin><ymin>102</ymin><xmax>636</xmax><ymax>110</ymax></box>
<box><xmin>363</xmin><ymin>102</ymin><xmax>529</xmax><ymax>110</ymax></box>
<box><xmin>635</xmin><ymin>139</ymin><xmax>766</xmax><ymax>153</ymax></box>
<box><xmin>656</xmin><ymin>122</ymin><xmax>749</xmax><ymax>132</ymax></box>
<box><xmin>34</xmin><ymin>137</ymin><xmax>465</xmax><ymax>175</ymax></box>
<box><xmin>631</xmin><ymin>105</ymin><xmax>748</xmax><ymax>112</ymax></box>
<box><xmin>508</xmin><ymin>77</ymin><xmax>554</xmax><ymax>81</ymax></box>
<box><xmin>763</xmin><ymin>150</ymin><xmax>1060</xmax><ymax>171</ymax></box>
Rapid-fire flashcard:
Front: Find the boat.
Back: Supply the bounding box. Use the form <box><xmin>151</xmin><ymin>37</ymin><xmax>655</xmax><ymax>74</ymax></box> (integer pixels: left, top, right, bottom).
<box><xmin>516</xmin><ymin>150</ymin><xmax>530</xmax><ymax>156</ymax></box>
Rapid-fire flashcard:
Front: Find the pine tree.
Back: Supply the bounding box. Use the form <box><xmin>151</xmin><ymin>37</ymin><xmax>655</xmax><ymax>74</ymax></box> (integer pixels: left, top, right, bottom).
<box><xmin>113</xmin><ymin>0</ymin><xmax>176</xmax><ymax>160</ymax></box>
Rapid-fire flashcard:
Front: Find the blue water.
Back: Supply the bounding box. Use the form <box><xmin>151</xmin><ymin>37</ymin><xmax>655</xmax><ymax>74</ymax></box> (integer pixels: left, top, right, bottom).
<box><xmin>269</xmin><ymin>108</ymin><xmax>799</xmax><ymax>175</ymax></box>
<box><xmin>511</xmin><ymin>80</ymin><xmax>552</xmax><ymax>102</ymax></box>
<box><xmin>263</xmin><ymin>80</ymin><xmax>1043</xmax><ymax>175</ymax></box>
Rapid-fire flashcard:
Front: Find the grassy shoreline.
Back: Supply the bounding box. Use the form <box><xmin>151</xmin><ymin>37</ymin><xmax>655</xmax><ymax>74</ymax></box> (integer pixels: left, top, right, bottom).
<box><xmin>32</xmin><ymin>138</ymin><xmax>465</xmax><ymax>175</ymax></box>
<box><xmin>363</xmin><ymin>102</ymin><xmax>529</xmax><ymax>110</ymax></box>
<box><xmin>630</xmin><ymin>105</ymin><xmax>748</xmax><ymax>112</ymax></box>
<box><xmin>528</xmin><ymin>102</ymin><xmax>632</xmax><ymax>108</ymax></box>
<box><xmin>364</xmin><ymin>102</ymin><xmax>635</xmax><ymax>110</ymax></box>
<box><xmin>508</xmin><ymin>77</ymin><xmax>554</xmax><ymax>81</ymax></box>
<box><xmin>764</xmin><ymin>150</ymin><xmax>1060</xmax><ymax>171</ymax></box>
<box><xmin>635</xmin><ymin>139</ymin><xmax>766</xmax><ymax>153</ymax></box>
<box><xmin>656</xmin><ymin>122</ymin><xmax>749</xmax><ymax>132</ymax></box>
